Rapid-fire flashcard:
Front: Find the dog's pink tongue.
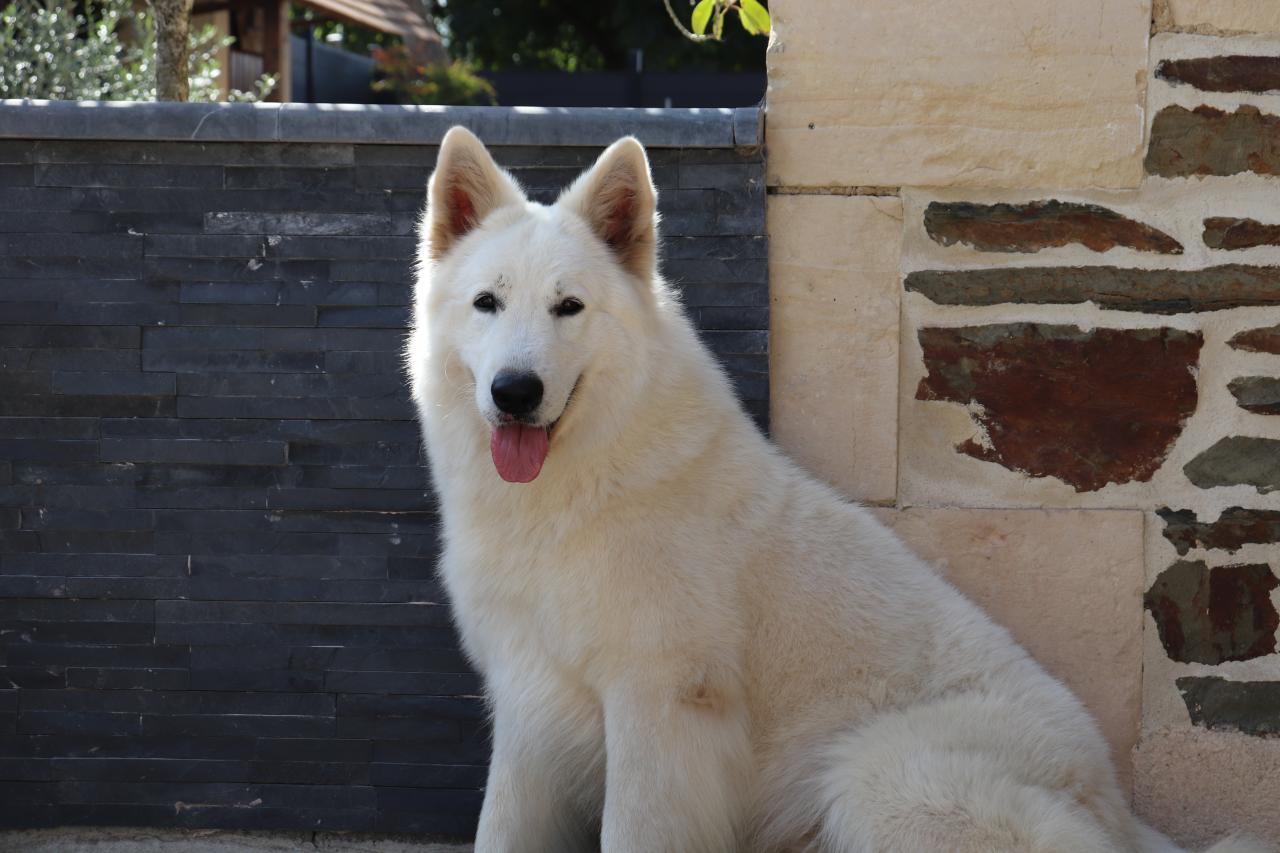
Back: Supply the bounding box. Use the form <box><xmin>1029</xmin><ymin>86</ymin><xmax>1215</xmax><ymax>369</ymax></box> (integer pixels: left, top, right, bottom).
<box><xmin>490</xmin><ymin>423</ymin><xmax>550</xmax><ymax>483</ymax></box>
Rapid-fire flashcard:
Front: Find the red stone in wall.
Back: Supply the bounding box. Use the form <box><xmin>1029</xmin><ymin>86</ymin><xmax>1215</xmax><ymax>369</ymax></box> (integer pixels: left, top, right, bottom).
<box><xmin>1203</xmin><ymin>217</ymin><xmax>1280</xmax><ymax>250</ymax></box>
<box><xmin>1229</xmin><ymin>324</ymin><xmax>1280</xmax><ymax>354</ymax></box>
<box><xmin>916</xmin><ymin>324</ymin><xmax>1202</xmax><ymax>491</ymax></box>
<box><xmin>1157</xmin><ymin>55</ymin><xmax>1280</xmax><ymax>94</ymax></box>
<box><xmin>1146</xmin><ymin>104</ymin><xmax>1280</xmax><ymax>178</ymax></box>
<box><xmin>924</xmin><ymin>200</ymin><xmax>1182</xmax><ymax>254</ymax></box>
<box><xmin>1145</xmin><ymin>561</ymin><xmax>1279</xmax><ymax>665</ymax></box>
<box><xmin>1160</xmin><ymin>506</ymin><xmax>1280</xmax><ymax>556</ymax></box>
<box><xmin>904</xmin><ymin>265</ymin><xmax>1280</xmax><ymax>313</ymax></box>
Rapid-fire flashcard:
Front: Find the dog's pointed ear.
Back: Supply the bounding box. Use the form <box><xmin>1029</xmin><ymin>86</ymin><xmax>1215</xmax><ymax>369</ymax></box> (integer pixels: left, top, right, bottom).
<box><xmin>425</xmin><ymin>126</ymin><xmax>524</xmax><ymax>262</ymax></box>
<box><xmin>559</xmin><ymin>137</ymin><xmax>658</xmax><ymax>281</ymax></box>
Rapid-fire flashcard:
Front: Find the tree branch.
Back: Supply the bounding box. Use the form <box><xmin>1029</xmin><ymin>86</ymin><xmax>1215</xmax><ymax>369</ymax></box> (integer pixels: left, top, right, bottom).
<box><xmin>152</xmin><ymin>0</ymin><xmax>194</xmax><ymax>101</ymax></box>
<box><xmin>662</xmin><ymin>0</ymin><xmax>715</xmax><ymax>43</ymax></box>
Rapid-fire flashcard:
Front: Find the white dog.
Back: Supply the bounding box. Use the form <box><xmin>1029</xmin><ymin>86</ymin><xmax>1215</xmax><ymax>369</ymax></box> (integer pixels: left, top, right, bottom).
<box><xmin>407</xmin><ymin>126</ymin><xmax>1264</xmax><ymax>853</ymax></box>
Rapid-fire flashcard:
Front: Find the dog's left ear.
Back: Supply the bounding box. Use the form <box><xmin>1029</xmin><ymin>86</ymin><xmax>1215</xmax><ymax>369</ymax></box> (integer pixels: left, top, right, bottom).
<box><xmin>560</xmin><ymin>137</ymin><xmax>658</xmax><ymax>281</ymax></box>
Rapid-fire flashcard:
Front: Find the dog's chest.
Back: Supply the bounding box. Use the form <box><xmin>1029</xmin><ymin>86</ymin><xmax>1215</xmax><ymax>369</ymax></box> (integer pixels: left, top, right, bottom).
<box><xmin>437</xmin><ymin>479</ymin><xmax>744</xmax><ymax>689</ymax></box>
<box><xmin>441</xmin><ymin>533</ymin><xmax>618</xmax><ymax>677</ymax></box>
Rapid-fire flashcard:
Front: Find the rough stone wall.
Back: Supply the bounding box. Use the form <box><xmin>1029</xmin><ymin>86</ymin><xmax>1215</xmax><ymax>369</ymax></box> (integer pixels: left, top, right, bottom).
<box><xmin>0</xmin><ymin>105</ymin><xmax>766</xmax><ymax>835</ymax></box>
<box><xmin>768</xmin><ymin>2</ymin><xmax>1280</xmax><ymax>846</ymax></box>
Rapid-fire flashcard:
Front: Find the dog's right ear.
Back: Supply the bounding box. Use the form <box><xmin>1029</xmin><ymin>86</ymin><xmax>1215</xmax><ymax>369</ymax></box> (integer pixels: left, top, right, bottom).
<box><xmin>425</xmin><ymin>127</ymin><xmax>524</xmax><ymax>262</ymax></box>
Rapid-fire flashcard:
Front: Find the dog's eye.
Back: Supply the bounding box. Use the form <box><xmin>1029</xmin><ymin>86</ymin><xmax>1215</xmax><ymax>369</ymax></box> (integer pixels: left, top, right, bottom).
<box><xmin>554</xmin><ymin>297</ymin><xmax>584</xmax><ymax>317</ymax></box>
<box><xmin>473</xmin><ymin>292</ymin><xmax>498</xmax><ymax>313</ymax></box>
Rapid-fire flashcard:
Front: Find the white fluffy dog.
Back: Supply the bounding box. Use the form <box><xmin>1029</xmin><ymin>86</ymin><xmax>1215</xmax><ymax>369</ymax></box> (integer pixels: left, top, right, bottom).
<box><xmin>407</xmin><ymin>126</ymin><xmax>1265</xmax><ymax>853</ymax></box>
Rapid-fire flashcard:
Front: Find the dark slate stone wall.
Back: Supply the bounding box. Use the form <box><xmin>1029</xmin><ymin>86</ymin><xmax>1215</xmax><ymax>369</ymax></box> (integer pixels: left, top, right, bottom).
<box><xmin>0</xmin><ymin>106</ymin><xmax>766</xmax><ymax>835</ymax></box>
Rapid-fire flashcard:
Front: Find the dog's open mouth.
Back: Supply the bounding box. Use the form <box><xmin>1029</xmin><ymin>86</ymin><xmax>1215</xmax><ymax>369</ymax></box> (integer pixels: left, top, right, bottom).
<box><xmin>490</xmin><ymin>422</ymin><xmax>549</xmax><ymax>484</ymax></box>
<box><xmin>489</xmin><ymin>378</ymin><xmax>580</xmax><ymax>484</ymax></box>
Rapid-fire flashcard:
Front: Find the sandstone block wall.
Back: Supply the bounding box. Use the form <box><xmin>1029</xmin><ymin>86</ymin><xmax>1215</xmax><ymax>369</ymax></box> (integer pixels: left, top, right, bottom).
<box><xmin>767</xmin><ymin>2</ymin><xmax>1280</xmax><ymax>846</ymax></box>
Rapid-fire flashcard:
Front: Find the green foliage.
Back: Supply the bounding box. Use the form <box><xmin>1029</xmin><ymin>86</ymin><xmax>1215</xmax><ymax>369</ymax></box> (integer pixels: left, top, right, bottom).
<box><xmin>737</xmin><ymin>0</ymin><xmax>771</xmax><ymax>36</ymax></box>
<box><xmin>691</xmin><ymin>0</ymin><xmax>714</xmax><ymax>35</ymax></box>
<box><xmin>0</xmin><ymin>0</ymin><xmax>276</xmax><ymax>101</ymax></box>
<box><xmin>226</xmin><ymin>71</ymin><xmax>280</xmax><ymax>103</ymax></box>
<box><xmin>431</xmin><ymin>0</ymin><xmax>765</xmax><ymax>73</ymax></box>
<box><xmin>370</xmin><ymin>43</ymin><xmax>495</xmax><ymax>105</ymax></box>
<box><xmin>1</xmin><ymin>0</ymin><xmax>146</xmax><ymax>99</ymax></box>
<box><xmin>685</xmin><ymin>0</ymin><xmax>770</xmax><ymax>40</ymax></box>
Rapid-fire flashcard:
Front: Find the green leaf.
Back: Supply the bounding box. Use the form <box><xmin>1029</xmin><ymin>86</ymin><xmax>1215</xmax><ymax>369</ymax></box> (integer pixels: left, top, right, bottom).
<box><xmin>739</xmin><ymin>0</ymin><xmax>770</xmax><ymax>35</ymax></box>
<box><xmin>691</xmin><ymin>0</ymin><xmax>714</xmax><ymax>35</ymax></box>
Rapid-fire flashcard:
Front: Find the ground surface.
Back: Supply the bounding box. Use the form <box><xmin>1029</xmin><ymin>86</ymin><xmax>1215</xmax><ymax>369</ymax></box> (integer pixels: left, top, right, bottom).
<box><xmin>0</xmin><ymin>828</ymin><xmax>472</xmax><ymax>853</ymax></box>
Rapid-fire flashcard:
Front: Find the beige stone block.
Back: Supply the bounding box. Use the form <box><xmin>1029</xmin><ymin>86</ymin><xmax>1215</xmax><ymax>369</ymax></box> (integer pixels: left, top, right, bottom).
<box><xmin>874</xmin><ymin>507</ymin><xmax>1145</xmax><ymax>788</ymax></box>
<box><xmin>1135</xmin><ymin>727</ymin><xmax>1280</xmax><ymax>847</ymax></box>
<box><xmin>1156</xmin><ymin>0</ymin><xmax>1280</xmax><ymax>33</ymax></box>
<box><xmin>764</xmin><ymin>0</ymin><xmax>1150</xmax><ymax>189</ymax></box>
<box><xmin>769</xmin><ymin>194</ymin><xmax>901</xmax><ymax>504</ymax></box>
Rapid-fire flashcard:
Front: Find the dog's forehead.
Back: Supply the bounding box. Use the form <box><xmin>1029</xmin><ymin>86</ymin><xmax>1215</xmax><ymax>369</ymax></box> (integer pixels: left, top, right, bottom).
<box><xmin>459</xmin><ymin>208</ymin><xmax>601</xmax><ymax>293</ymax></box>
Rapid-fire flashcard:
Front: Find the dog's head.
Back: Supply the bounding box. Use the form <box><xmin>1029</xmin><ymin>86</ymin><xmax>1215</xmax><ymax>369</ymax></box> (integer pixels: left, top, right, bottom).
<box><xmin>414</xmin><ymin>127</ymin><xmax>662</xmax><ymax>484</ymax></box>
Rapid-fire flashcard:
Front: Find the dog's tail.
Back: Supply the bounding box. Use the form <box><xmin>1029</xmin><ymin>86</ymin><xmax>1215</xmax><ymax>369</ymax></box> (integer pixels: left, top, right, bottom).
<box><xmin>1201</xmin><ymin>840</ymin><xmax>1274</xmax><ymax>853</ymax></box>
<box><xmin>1136</xmin><ymin>821</ymin><xmax>1273</xmax><ymax>853</ymax></box>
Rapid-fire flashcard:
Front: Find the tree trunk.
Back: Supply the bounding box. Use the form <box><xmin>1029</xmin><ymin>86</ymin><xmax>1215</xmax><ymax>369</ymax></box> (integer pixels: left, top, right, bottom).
<box><xmin>152</xmin><ymin>0</ymin><xmax>194</xmax><ymax>101</ymax></box>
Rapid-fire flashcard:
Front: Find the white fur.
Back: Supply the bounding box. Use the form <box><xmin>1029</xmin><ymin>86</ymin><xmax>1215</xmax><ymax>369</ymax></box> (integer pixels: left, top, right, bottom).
<box><xmin>408</xmin><ymin>127</ymin><xmax>1269</xmax><ymax>853</ymax></box>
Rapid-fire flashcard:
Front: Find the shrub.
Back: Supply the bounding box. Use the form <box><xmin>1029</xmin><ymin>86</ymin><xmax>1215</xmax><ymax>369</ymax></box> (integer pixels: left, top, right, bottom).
<box><xmin>371</xmin><ymin>44</ymin><xmax>495</xmax><ymax>106</ymax></box>
<box><xmin>0</xmin><ymin>0</ymin><xmax>275</xmax><ymax>101</ymax></box>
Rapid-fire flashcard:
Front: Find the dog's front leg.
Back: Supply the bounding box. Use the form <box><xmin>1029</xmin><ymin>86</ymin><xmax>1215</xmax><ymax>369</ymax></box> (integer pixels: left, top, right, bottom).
<box><xmin>600</xmin><ymin>674</ymin><xmax>752</xmax><ymax>853</ymax></box>
<box><xmin>476</xmin><ymin>672</ymin><xmax>604</xmax><ymax>853</ymax></box>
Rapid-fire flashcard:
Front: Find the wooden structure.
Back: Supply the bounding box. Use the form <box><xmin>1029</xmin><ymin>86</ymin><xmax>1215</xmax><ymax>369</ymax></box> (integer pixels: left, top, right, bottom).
<box><xmin>191</xmin><ymin>0</ymin><xmax>445</xmax><ymax>101</ymax></box>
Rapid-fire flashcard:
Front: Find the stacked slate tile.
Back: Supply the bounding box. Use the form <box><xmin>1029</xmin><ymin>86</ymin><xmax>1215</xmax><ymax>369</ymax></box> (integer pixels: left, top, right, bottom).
<box><xmin>0</xmin><ymin>111</ymin><xmax>766</xmax><ymax>834</ymax></box>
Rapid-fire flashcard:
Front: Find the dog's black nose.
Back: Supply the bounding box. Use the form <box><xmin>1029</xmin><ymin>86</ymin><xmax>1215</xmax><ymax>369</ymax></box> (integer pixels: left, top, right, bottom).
<box><xmin>491</xmin><ymin>370</ymin><xmax>544</xmax><ymax>417</ymax></box>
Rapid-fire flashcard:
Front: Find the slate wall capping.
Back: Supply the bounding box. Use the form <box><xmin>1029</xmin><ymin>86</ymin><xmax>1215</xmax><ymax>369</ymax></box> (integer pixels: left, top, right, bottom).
<box><xmin>732</xmin><ymin>106</ymin><xmax>763</xmax><ymax>148</ymax></box>
<box><xmin>0</xmin><ymin>100</ymin><xmax>759</xmax><ymax>149</ymax></box>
